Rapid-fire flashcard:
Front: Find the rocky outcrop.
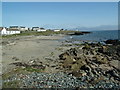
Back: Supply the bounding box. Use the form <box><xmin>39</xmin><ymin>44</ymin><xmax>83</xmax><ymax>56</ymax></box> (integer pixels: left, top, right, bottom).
<box><xmin>10</xmin><ymin>60</ymin><xmax>46</xmax><ymax>71</ymax></box>
<box><xmin>67</xmin><ymin>31</ymin><xmax>91</xmax><ymax>35</ymax></box>
<box><xmin>104</xmin><ymin>39</ymin><xmax>120</xmax><ymax>45</ymax></box>
<box><xmin>59</xmin><ymin>42</ymin><xmax>120</xmax><ymax>86</ymax></box>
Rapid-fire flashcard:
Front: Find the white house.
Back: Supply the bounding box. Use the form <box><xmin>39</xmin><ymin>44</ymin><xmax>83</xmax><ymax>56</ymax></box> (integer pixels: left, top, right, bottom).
<box><xmin>8</xmin><ymin>29</ymin><xmax>20</xmax><ymax>35</ymax></box>
<box><xmin>37</xmin><ymin>28</ymin><xmax>47</xmax><ymax>32</ymax></box>
<box><xmin>54</xmin><ymin>29</ymin><xmax>61</xmax><ymax>32</ymax></box>
<box><xmin>20</xmin><ymin>26</ymin><xmax>28</xmax><ymax>31</ymax></box>
<box><xmin>0</xmin><ymin>27</ymin><xmax>20</xmax><ymax>35</ymax></box>
<box><xmin>32</xmin><ymin>27</ymin><xmax>39</xmax><ymax>31</ymax></box>
<box><xmin>0</xmin><ymin>27</ymin><xmax>7</xmax><ymax>35</ymax></box>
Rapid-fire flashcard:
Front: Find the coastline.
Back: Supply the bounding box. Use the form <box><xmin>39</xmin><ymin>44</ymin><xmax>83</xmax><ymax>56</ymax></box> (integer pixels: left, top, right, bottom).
<box><xmin>2</xmin><ymin>34</ymin><xmax>120</xmax><ymax>88</ymax></box>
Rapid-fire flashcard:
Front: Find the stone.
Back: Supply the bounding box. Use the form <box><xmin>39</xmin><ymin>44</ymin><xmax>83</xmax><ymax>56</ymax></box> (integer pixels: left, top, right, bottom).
<box><xmin>71</xmin><ymin>64</ymin><xmax>79</xmax><ymax>72</ymax></box>
<box><xmin>80</xmin><ymin>65</ymin><xmax>91</xmax><ymax>71</ymax></box>
<box><xmin>104</xmin><ymin>39</ymin><xmax>120</xmax><ymax>45</ymax></box>
<box><xmin>110</xmin><ymin>60</ymin><xmax>120</xmax><ymax>71</ymax></box>
<box><xmin>59</xmin><ymin>52</ymin><xmax>69</xmax><ymax>60</ymax></box>
<box><xmin>63</xmin><ymin>56</ymin><xmax>75</xmax><ymax>68</ymax></box>
<box><xmin>98</xmin><ymin>64</ymin><xmax>114</xmax><ymax>71</ymax></box>
<box><xmin>93</xmin><ymin>55</ymin><xmax>108</xmax><ymax>64</ymax></box>
<box><xmin>82</xmin><ymin>44</ymin><xmax>91</xmax><ymax>50</ymax></box>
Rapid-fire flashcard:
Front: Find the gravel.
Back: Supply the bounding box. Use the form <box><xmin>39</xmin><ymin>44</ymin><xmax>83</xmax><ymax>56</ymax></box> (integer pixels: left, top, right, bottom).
<box><xmin>3</xmin><ymin>72</ymin><xmax>120</xmax><ymax>88</ymax></box>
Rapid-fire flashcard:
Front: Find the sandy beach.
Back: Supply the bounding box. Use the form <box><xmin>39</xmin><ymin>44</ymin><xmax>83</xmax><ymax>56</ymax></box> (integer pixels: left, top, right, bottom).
<box><xmin>1</xmin><ymin>35</ymin><xmax>120</xmax><ymax>88</ymax></box>
<box><xmin>2</xmin><ymin>35</ymin><xmax>65</xmax><ymax>74</ymax></box>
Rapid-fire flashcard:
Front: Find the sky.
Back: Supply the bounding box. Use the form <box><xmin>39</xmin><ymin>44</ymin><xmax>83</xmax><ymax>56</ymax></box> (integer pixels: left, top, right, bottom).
<box><xmin>2</xmin><ymin>2</ymin><xmax>118</xmax><ymax>30</ymax></box>
<box><xmin>1</xmin><ymin>0</ymin><xmax>120</xmax><ymax>2</ymax></box>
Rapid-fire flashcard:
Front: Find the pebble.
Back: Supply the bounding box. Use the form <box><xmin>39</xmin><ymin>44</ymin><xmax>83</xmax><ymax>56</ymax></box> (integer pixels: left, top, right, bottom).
<box><xmin>3</xmin><ymin>72</ymin><xmax>120</xmax><ymax>88</ymax></box>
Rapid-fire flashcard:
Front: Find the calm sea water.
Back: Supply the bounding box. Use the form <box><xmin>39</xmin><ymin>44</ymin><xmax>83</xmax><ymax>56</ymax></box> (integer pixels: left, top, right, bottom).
<box><xmin>66</xmin><ymin>30</ymin><xmax>119</xmax><ymax>42</ymax></box>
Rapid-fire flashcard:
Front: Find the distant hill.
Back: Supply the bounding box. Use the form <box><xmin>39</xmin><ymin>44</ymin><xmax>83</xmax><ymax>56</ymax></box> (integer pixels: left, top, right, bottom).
<box><xmin>42</xmin><ymin>24</ymin><xmax>117</xmax><ymax>31</ymax></box>
<box><xmin>71</xmin><ymin>25</ymin><xmax>118</xmax><ymax>31</ymax></box>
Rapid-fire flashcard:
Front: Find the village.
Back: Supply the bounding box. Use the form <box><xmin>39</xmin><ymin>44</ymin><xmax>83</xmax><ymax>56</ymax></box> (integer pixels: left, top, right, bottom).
<box><xmin>0</xmin><ymin>26</ymin><xmax>61</xmax><ymax>35</ymax></box>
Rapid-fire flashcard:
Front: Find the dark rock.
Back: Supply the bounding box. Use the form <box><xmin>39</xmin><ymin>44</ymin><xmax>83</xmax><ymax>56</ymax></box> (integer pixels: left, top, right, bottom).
<box><xmin>104</xmin><ymin>39</ymin><xmax>120</xmax><ymax>45</ymax></box>
<box><xmin>105</xmin><ymin>70</ymin><xmax>120</xmax><ymax>80</ymax></box>
<box><xmin>11</xmin><ymin>62</ymin><xmax>29</xmax><ymax>67</ymax></box>
<box><xmin>67</xmin><ymin>31</ymin><xmax>91</xmax><ymax>35</ymax></box>
<box><xmin>2</xmin><ymin>41</ymin><xmax>9</xmax><ymax>45</ymax></box>
<box><xmin>10</xmin><ymin>62</ymin><xmax>46</xmax><ymax>70</ymax></box>
<box><xmin>82</xmin><ymin>44</ymin><xmax>91</xmax><ymax>50</ymax></box>
<box><xmin>12</xmin><ymin>57</ymin><xmax>19</xmax><ymax>61</ymax></box>
<box><xmin>80</xmin><ymin>65</ymin><xmax>91</xmax><ymax>71</ymax></box>
<box><xmin>98</xmin><ymin>46</ymin><xmax>108</xmax><ymax>54</ymax></box>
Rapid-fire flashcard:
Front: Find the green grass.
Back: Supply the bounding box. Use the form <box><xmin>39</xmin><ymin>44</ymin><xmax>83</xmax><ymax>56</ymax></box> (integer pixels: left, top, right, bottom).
<box><xmin>2</xmin><ymin>66</ymin><xmax>45</xmax><ymax>88</ymax></box>
<box><xmin>3</xmin><ymin>80</ymin><xmax>20</xmax><ymax>88</ymax></box>
<box><xmin>2</xmin><ymin>66</ymin><xmax>44</xmax><ymax>80</ymax></box>
<box><xmin>2</xmin><ymin>67</ymin><xmax>25</xmax><ymax>88</ymax></box>
<box><xmin>2</xmin><ymin>67</ymin><xmax>27</xmax><ymax>80</ymax></box>
<box><xmin>2</xmin><ymin>30</ymin><xmax>81</xmax><ymax>38</ymax></box>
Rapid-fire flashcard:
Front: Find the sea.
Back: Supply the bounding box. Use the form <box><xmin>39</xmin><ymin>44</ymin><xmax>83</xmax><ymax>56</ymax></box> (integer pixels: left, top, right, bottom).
<box><xmin>65</xmin><ymin>30</ymin><xmax>119</xmax><ymax>42</ymax></box>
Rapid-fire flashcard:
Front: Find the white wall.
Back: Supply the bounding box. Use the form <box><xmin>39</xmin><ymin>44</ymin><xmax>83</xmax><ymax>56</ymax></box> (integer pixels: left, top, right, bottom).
<box><xmin>37</xmin><ymin>29</ymin><xmax>46</xmax><ymax>32</ymax></box>
<box><xmin>1</xmin><ymin>28</ymin><xmax>7</xmax><ymax>35</ymax></box>
<box><xmin>54</xmin><ymin>29</ymin><xmax>60</xmax><ymax>32</ymax></box>
<box><xmin>0</xmin><ymin>28</ymin><xmax>20</xmax><ymax>35</ymax></box>
<box><xmin>20</xmin><ymin>27</ymin><xmax>28</xmax><ymax>31</ymax></box>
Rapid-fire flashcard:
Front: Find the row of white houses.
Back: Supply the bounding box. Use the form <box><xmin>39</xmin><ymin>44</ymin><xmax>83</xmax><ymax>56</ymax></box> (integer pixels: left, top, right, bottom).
<box><xmin>0</xmin><ymin>26</ymin><xmax>61</xmax><ymax>35</ymax></box>
<box><xmin>0</xmin><ymin>28</ymin><xmax>21</xmax><ymax>35</ymax></box>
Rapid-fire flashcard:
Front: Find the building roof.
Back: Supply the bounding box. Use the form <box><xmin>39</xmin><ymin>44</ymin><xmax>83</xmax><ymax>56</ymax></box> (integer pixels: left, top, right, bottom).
<box><xmin>9</xmin><ymin>26</ymin><xmax>19</xmax><ymax>28</ymax></box>
<box><xmin>32</xmin><ymin>27</ymin><xmax>39</xmax><ymax>28</ymax></box>
<box><xmin>9</xmin><ymin>29</ymin><xmax>20</xmax><ymax>31</ymax></box>
<box><xmin>20</xmin><ymin>26</ymin><xmax>26</xmax><ymax>28</ymax></box>
<box><xmin>0</xmin><ymin>27</ymin><xmax>3</xmax><ymax>31</ymax></box>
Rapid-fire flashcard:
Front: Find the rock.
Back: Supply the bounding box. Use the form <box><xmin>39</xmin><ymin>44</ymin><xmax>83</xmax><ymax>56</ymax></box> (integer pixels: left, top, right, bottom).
<box><xmin>11</xmin><ymin>62</ymin><xmax>28</xmax><ymax>67</ymax></box>
<box><xmin>71</xmin><ymin>64</ymin><xmax>80</xmax><ymax>72</ymax></box>
<box><xmin>98</xmin><ymin>64</ymin><xmax>114</xmax><ymax>72</ymax></box>
<box><xmin>12</xmin><ymin>56</ymin><xmax>19</xmax><ymax>61</ymax></box>
<box><xmin>2</xmin><ymin>41</ymin><xmax>9</xmax><ymax>45</ymax></box>
<box><xmin>110</xmin><ymin>60</ymin><xmax>120</xmax><ymax>71</ymax></box>
<box><xmin>63</xmin><ymin>56</ymin><xmax>75</xmax><ymax>68</ymax></box>
<box><xmin>89</xmin><ymin>72</ymin><xmax>94</xmax><ymax>77</ymax></box>
<box><xmin>57</xmin><ymin>42</ymin><xmax>120</xmax><ymax>88</ymax></box>
<box><xmin>80</xmin><ymin>65</ymin><xmax>91</xmax><ymax>72</ymax></box>
<box><xmin>104</xmin><ymin>39</ymin><xmax>120</xmax><ymax>45</ymax></box>
<box><xmin>67</xmin><ymin>31</ymin><xmax>90</xmax><ymax>35</ymax></box>
<box><xmin>98</xmin><ymin>46</ymin><xmax>108</xmax><ymax>54</ymax></box>
<box><xmin>93</xmin><ymin>55</ymin><xmax>108</xmax><ymax>64</ymax></box>
<box><xmin>67</xmin><ymin>48</ymin><xmax>78</xmax><ymax>56</ymax></box>
<box><xmin>59</xmin><ymin>52</ymin><xmax>69</xmax><ymax>60</ymax></box>
<box><xmin>90</xmin><ymin>50</ymin><xmax>96</xmax><ymax>55</ymax></box>
<box><xmin>82</xmin><ymin>44</ymin><xmax>91</xmax><ymax>50</ymax></box>
<box><xmin>106</xmin><ymin>70</ymin><xmax>120</xmax><ymax>80</ymax></box>
<box><xmin>71</xmin><ymin>71</ymin><xmax>82</xmax><ymax>77</ymax></box>
<box><xmin>92</xmin><ymin>69</ymin><xmax>100</xmax><ymax>76</ymax></box>
<box><xmin>28</xmin><ymin>59</ymin><xmax>40</xmax><ymax>65</ymax></box>
<box><xmin>89</xmin><ymin>64</ymin><xmax>98</xmax><ymax>69</ymax></box>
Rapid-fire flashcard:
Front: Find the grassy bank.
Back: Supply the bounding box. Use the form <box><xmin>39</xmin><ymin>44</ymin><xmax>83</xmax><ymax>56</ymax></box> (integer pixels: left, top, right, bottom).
<box><xmin>2</xmin><ymin>30</ymin><xmax>90</xmax><ymax>38</ymax></box>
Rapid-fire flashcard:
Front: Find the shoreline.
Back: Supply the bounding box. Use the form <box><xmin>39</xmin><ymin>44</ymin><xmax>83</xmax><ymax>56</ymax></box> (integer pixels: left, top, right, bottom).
<box><xmin>2</xmin><ymin>34</ymin><xmax>120</xmax><ymax>88</ymax></box>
